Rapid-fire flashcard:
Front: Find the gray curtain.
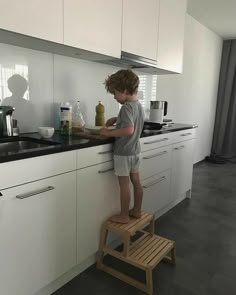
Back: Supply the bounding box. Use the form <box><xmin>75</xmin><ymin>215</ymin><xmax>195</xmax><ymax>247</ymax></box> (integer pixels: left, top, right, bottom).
<box><xmin>211</xmin><ymin>40</ymin><xmax>236</xmax><ymax>159</ymax></box>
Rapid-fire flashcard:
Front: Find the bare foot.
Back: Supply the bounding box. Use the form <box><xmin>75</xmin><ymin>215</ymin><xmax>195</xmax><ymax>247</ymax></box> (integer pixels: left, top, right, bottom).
<box><xmin>129</xmin><ymin>209</ymin><xmax>141</xmax><ymax>218</ymax></box>
<box><xmin>109</xmin><ymin>214</ymin><xmax>129</xmax><ymax>224</ymax></box>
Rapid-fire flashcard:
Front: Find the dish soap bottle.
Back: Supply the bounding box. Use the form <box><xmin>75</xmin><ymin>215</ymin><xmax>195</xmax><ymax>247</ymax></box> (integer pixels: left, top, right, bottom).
<box><xmin>72</xmin><ymin>100</ymin><xmax>85</xmax><ymax>133</ymax></box>
<box><xmin>95</xmin><ymin>101</ymin><xmax>105</xmax><ymax>126</ymax></box>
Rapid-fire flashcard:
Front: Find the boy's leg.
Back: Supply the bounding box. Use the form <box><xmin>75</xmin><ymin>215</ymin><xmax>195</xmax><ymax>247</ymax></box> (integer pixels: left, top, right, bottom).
<box><xmin>109</xmin><ymin>176</ymin><xmax>130</xmax><ymax>224</ymax></box>
<box><xmin>129</xmin><ymin>172</ymin><xmax>143</xmax><ymax>218</ymax></box>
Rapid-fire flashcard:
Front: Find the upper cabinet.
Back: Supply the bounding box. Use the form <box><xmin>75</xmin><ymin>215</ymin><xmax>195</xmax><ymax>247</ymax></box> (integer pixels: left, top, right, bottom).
<box><xmin>157</xmin><ymin>0</ymin><xmax>187</xmax><ymax>73</ymax></box>
<box><xmin>63</xmin><ymin>0</ymin><xmax>122</xmax><ymax>58</ymax></box>
<box><xmin>122</xmin><ymin>0</ymin><xmax>159</xmax><ymax>61</ymax></box>
<box><xmin>0</xmin><ymin>0</ymin><xmax>63</xmax><ymax>43</ymax></box>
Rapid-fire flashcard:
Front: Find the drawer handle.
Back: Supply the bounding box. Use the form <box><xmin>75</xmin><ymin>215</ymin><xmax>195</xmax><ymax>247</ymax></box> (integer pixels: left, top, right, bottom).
<box><xmin>98</xmin><ymin>168</ymin><xmax>114</xmax><ymax>173</ymax></box>
<box><xmin>143</xmin><ymin>151</ymin><xmax>167</xmax><ymax>160</ymax></box>
<box><xmin>180</xmin><ymin>133</ymin><xmax>192</xmax><ymax>136</ymax></box>
<box><xmin>174</xmin><ymin>145</ymin><xmax>185</xmax><ymax>150</ymax></box>
<box><xmin>143</xmin><ymin>176</ymin><xmax>166</xmax><ymax>188</ymax></box>
<box><xmin>144</xmin><ymin>138</ymin><xmax>169</xmax><ymax>144</ymax></box>
<box><xmin>98</xmin><ymin>150</ymin><xmax>113</xmax><ymax>155</ymax></box>
<box><xmin>16</xmin><ymin>186</ymin><xmax>55</xmax><ymax>199</ymax></box>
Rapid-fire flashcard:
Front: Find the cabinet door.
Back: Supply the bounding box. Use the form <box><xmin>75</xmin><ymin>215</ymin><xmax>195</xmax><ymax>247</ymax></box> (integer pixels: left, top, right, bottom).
<box><xmin>122</xmin><ymin>0</ymin><xmax>159</xmax><ymax>60</ymax></box>
<box><xmin>171</xmin><ymin>139</ymin><xmax>194</xmax><ymax>201</ymax></box>
<box><xmin>0</xmin><ymin>172</ymin><xmax>76</xmax><ymax>295</ymax></box>
<box><xmin>0</xmin><ymin>0</ymin><xmax>63</xmax><ymax>43</ymax></box>
<box><xmin>157</xmin><ymin>0</ymin><xmax>187</xmax><ymax>73</ymax></box>
<box><xmin>77</xmin><ymin>161</ymin><xmax>119</xmax><ymax>264</ymax></box>
<box><xmin>142</xmin><ymin>170</ymin><xmax>171</xmax><ymax>214</ymax></box>
<box><xmin>64</xmin><ymin>0</ymin><xmax>122</xmax><ymax>58</ymax></box>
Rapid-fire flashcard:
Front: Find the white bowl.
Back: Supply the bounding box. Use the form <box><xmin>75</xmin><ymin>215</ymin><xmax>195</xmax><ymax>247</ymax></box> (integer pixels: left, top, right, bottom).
<box><xmin>38</xmin><ymin>127</ymin><xmax>55</xmax><ymax>138</ymax></box>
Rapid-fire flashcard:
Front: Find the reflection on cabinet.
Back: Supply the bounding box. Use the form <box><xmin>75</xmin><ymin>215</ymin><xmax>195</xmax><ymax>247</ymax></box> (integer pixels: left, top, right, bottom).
<box><xmin>171</xmin><ymin>139</ymin><xmax>194</xmax><ymax>201</ymax></box>
<box><xmin>157</xmin><ymin>0</ymin><xmax>187</xmax><ymax>73</ymax></box>
<box><xmin>76</xmin><ymin>161</ymin><xmax>119</xmax><ymax>264</ymax></box>
<box><xmin>0</xmin><ymin>0</ymin><xmax>63</xmax><ymax>43</ymax></box>
<box><xmin>142</xmin><ymin>170</ymin><xmax>171</xmax><ymax>214</ymax></box>
<box><xmin>0</xmin><ymin>172</ymin><xmax>77</xmax><ymax>295</ymax></box>
<box><xmin>64</xmin><ymin>0</ymin><xmax>122</xmax><ymax>58</ymax></box>
<box><xmin>122</xmin><ymin>0</ymin><xmax>159</xmax><ymax>61</ymax></box>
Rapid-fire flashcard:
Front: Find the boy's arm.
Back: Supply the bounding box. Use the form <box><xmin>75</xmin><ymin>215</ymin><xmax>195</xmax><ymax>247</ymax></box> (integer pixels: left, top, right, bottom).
<box><xmin>100</xmin><ymin>126</ymin><xmax>134</xmax><ymax>137</ymax></box>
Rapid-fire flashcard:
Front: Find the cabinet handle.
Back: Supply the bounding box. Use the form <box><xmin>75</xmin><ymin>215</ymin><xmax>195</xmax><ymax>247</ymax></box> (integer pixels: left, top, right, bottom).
<box><xmin>174</xmin><ymin>145</ymin><xmax>185</xmax><ymax>150</ymax></box>
<box><xmin>143</xmin><ymin>138</ymin><xmax>169</xmax><ymax>144</ymax></box>
<box><xmin>180</xmin><ymin>133</ymin><xmax>192</xmax><ymax>136</ymax></box>
<box><xmin>143</xmin><ymin>151</ymin><xmax>167</xmax><ymax>160</ymax></box>
<box><xmin>16</xmin><ymin>186</ymin><xmax>55</xmax><ymax>199</ymax></box>
<box><xmin>98</xmin><ymin>150</ymin><xmax>113</xmax><ymax>155</ymax></box>
<box><xmin>143</xmin><ymin>176</ymin><xmax>166</xmax><ymax>188</ymax></box>
<box><xmin>98</xmin><ymin>168</ymin><xmax>114</xmax><ymax>173</ymax></box>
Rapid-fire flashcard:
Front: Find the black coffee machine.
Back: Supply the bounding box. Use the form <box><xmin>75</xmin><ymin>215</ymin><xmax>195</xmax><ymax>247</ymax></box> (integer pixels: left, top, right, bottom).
<box><xmin>0</xmin><ymin>106</ymin><xmax>15</xmax><ymax>137</ymax></box>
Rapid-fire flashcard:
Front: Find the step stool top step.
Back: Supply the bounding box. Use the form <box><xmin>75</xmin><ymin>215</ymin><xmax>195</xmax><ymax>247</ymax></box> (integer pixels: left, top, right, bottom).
<box><xmin>106</xmin><ymin>211</ymin><xmax>154</xmax><ymax>235</ymax></box>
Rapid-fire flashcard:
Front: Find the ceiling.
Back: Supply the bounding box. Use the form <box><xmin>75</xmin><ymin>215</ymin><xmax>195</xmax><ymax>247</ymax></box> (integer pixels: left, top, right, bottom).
<box><xmin>187</xmin><ymin>0</ymin><xmax>236</xmax><ymax>40</ymax></box>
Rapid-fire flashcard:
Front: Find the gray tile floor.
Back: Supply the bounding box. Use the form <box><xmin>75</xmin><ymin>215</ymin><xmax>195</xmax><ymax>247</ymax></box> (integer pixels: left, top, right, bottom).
<box><xmin>54</xmin><ymin>161</ymin><xmax>236</xmax><ymax>295</ymax></box>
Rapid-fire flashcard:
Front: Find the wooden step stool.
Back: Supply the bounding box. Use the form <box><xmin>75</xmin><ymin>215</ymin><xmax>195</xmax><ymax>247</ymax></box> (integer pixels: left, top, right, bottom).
<box><xmin>96</xmin><ymin>211</ymin><xmax>176</xmax><ymax>295</ymax></box>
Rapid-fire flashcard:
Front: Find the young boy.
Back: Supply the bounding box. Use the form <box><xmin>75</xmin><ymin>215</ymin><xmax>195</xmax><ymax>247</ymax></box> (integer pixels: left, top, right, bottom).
<box><xmin>100</xmin><ymin>69</ymin><xmax>145</xmax><ymax>224</ymax></box>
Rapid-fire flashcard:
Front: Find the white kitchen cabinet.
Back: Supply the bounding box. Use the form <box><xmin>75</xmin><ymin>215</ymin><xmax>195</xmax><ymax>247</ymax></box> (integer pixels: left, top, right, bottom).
<box><xmin>76</xmin><ymin>161</ymin><xmax>119</xmax><ymax>264</ymax></box>
<box><xmin>157</xmin><ymin>0</ymin><xmax>187</xmax><ymax>73</ymax></box>
<box><xmin>171</xmin><ymin>139</ymin><xmax>194</xmax><ymax>201</ymax></box>
<box><xmin>64</xmin><ymin>0</ymin><xmax>122</xmax><ymax>58</ymax></box>
<box><xmin>0</xmin><ymin>172</ymin><xmax>77</xmax><ymax>295</ymax></box>
<box><xmin>142</xmin><ymin>170</ymin><xmax>171</xmax><ymax>214</ymax></box>
<box><xmin>122</xmin><ymin>0</ymin><xmax>159</xmax><ymax>61</ymax></box>
<box><xmin>0</xmin><ymin>0</ymin><xmax>63</xmax><ymax>43</ymax></box>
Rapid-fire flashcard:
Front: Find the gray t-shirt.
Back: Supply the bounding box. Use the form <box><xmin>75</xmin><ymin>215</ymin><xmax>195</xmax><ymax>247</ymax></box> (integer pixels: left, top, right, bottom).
<box><xmin>113</xmin><ymin>100</ymin><xmax>145</xmax><ymax>156</ymax></box>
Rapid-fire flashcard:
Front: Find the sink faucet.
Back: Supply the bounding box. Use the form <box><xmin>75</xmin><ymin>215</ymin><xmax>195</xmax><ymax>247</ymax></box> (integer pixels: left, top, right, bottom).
<box><xmin>0</xmin><ymin>106</ymin><xmax>15</xmax><ymax>137</ymax></box>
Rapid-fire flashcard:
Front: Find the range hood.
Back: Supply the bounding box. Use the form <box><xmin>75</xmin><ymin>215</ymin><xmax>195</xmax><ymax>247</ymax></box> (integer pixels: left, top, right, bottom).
<box><xmin>0</xmin><ymin>29</ymin><xmax>176</xmax><ymax>75</ymax></box>
<box><xmin>96</xmin><ymin>51</ymin><xmax>176</xmax><ymax>75</ymax></box>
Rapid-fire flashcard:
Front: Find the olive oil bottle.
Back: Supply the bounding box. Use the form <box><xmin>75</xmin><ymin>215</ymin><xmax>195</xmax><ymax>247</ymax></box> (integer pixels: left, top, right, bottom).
<box><xmin>95</xmin><ymin>101</ymin><xmax>105</xmax><ymax>126</ymax></box>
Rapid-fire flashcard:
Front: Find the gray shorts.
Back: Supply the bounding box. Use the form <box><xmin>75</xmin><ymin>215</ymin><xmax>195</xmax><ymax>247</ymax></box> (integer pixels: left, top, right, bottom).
<box><xmin>113</xmin><ymin>154</ymin><xmax>141</xmax><ymax>176</ymax></box>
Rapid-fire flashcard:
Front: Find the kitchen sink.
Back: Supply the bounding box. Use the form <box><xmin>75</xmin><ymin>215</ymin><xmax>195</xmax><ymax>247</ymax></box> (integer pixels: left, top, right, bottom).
<box><xmin>0</xmin><ymin>137</ymin><xmax>61</xmax><ymax>154</ymax></box>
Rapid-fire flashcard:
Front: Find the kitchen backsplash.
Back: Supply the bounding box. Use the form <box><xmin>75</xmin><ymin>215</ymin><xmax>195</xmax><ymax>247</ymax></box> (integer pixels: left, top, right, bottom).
<box><xmin>0</xmin><ymin>43</ymin><xmax>155</xmax><ymax>133</ymax></box>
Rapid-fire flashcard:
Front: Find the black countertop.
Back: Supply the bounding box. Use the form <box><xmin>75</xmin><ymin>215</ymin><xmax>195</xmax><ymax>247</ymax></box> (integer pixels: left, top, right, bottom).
<box><xmin>0</xmin><ymin>123</ymin><xmax>197</xmax><ymax>164</ymax></box>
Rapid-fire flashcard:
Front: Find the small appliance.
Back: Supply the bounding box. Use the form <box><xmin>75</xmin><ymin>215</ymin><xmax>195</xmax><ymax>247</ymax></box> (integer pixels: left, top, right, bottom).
<box><xmin>0</xmin><ymin>106</ymin><xmax>15</xmax><ymax>137</ymax></box>
<box><xmin>149</xmin><ymin>100</ymin><xmax>168</xmax><ymax>123</ymax></box>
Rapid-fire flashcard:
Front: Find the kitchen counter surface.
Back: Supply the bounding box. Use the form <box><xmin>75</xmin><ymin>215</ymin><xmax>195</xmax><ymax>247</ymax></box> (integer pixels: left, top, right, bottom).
<box><xmin>0</xmin><ymin>123</ymin><xmax>197</xmax><ymax>164</ymax></box>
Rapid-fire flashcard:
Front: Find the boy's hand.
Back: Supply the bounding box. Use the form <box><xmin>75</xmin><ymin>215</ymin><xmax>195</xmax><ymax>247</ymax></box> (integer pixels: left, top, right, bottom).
<box><xmin>100</xmin><ymin>127</ymin><xmax>110</xmax><ymax>137</ymax></box>
<box><xmin>106</xmin><ymin>117</ymin><xmax>117</xmax><ymax>127</ymax></box>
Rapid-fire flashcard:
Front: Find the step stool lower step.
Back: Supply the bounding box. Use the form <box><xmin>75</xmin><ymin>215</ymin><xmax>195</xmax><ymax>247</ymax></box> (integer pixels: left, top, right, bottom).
<box><xmin>97</xmin><ymin>232</ymin><xmax>175</xmax><ymax>295</ymax></box>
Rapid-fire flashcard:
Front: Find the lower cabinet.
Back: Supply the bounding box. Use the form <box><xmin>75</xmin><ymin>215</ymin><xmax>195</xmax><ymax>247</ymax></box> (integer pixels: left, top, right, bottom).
<box><xmin>171</xmin><ymin>139</ymin><xmax>195</xmax><ymax>201</ymax></box>
<box><xmin>0</xmin><ymin>172</ymin><xmax>77</xmax><ymax>295</ymax></box>
<box><xmin>142</xmin><ymin>169</ymin><xmax>171</xmax><ymax>214</ymax></box>
<box><xmin>76</xmin><ymin>161</ymin><xmax>119</xmax><ymax>265</ymax></box>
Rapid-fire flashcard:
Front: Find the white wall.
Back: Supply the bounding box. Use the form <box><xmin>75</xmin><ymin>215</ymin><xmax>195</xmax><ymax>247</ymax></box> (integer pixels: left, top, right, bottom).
<box><xmin>156</xmin><ymin>15</ymin><xmax>223</xmax><ymax>163</ymax></box>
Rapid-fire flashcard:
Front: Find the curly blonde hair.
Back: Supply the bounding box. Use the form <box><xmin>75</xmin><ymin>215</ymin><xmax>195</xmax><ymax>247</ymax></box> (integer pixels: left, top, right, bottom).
<box><xmin>104</xmin><ymin>69</ymin><xmax>139</xmax><ymax>95</ymax></box>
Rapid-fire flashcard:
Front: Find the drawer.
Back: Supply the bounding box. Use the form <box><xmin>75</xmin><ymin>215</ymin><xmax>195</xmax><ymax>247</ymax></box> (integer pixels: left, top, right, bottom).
<box><xmin>172</xmin><ymin>128</ymin><xmax>197</xmax><ymax>143</ymax></box>
<box><xmin>77</xmin><ymin>143</ymin><xmax>113</xmax><ymax>169</ymax></box>
<box><xmin>142</xmin><ymin>169</ymin><xmax>171</xmax><ymax>214</ymax></box>
<box><xmin>140</xmin><ymin>145</ymin><xmax>171</xmax><ymax>180</ymax></box>
<box><xmin>0</xmin><ymin>150</ymin><xmax>76</xmax><ymax>190</ymax></box>
<box><xmin>140</xmin><ymin>133</ymin><xmax>173</xmax><ymax>152</ymax></box>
